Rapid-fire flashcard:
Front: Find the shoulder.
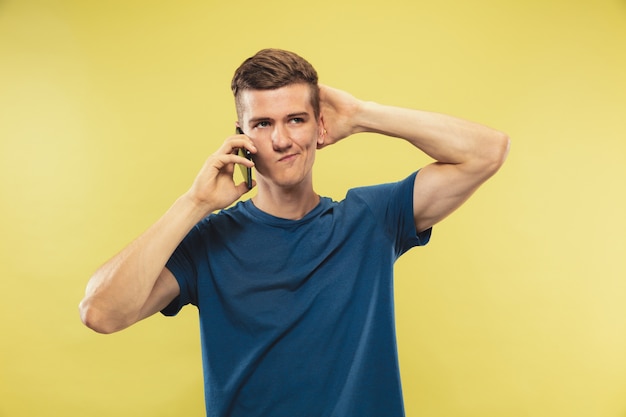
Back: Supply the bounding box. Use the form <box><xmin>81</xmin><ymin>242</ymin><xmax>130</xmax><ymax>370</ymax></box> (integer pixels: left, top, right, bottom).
<box><xmin>345</xmin><ymin>171</ymin><xmax>418</xmax><ymax>207</ymax></box>
<box><xmin>332</xmin><ymin>171</ymin><xmax>418</xmax><ymax>232</ymax></box>
<box><xmin>197</xmin><ymin>200</ymin><xmax>251</xmax><ymax>228</ymax></box>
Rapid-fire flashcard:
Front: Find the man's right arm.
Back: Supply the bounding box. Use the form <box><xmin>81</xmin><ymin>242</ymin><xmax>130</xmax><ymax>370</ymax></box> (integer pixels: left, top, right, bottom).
<box><xmin>79</xmin><ymin>134</ymin><xmax>256</xmax><ymax>334</ymax></box>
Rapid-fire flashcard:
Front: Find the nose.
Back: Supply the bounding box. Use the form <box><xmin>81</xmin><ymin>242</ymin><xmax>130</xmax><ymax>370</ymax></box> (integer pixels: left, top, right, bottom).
<box><xmin>271</xmin><ymin>123</ymin><xmax>292</xmax><ymax>151</ymax></box>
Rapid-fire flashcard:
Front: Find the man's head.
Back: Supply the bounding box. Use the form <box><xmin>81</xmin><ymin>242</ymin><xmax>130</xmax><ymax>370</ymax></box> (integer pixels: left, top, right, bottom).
<box><xmin>231</xmin><ymin>49</ymin><xmax>320</xmax><ymax>120</ymax></box>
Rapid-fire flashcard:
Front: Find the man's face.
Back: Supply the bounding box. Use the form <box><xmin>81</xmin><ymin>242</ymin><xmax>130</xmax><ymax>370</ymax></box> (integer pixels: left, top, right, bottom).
<box><xmin>237</xmin><ymin>83</ymin><xmax>323</xmax><ymax>190</ymax></box>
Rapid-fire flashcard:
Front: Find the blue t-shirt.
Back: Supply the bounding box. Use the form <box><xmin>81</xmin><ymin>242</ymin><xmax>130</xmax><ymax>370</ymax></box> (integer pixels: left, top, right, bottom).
<box><xmin>163</xmin><ymin>171</ymin><xmax>431</xmax><ymax>417</ymax></box>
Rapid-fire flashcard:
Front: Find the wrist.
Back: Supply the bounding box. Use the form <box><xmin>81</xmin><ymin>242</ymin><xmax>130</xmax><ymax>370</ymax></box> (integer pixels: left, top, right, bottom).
<box><xmin>353</xmin><ymin>101</ymin><xmax>382</xmax><ymax>134</ymax></box>
<box><xmin>178</xmin><ymin>192</ymin><xmax>217</xmax><ymax>223</ymax></box>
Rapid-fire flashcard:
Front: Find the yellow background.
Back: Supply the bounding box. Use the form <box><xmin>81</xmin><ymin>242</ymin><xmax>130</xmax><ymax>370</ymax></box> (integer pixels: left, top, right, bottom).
<box><xmin>1</xmin><ymin>0</ymin><xmax>625</xmax><ymax>416</ymax></box>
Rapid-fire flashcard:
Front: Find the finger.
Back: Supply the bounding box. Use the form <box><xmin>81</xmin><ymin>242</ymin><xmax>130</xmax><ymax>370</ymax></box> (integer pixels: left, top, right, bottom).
<box><xmin>221</xmin><ymin>137</ymin><xmax>257</xmax><ymax>156</ymax></box>
<box><xmin>216</xmin><ymin>153</ymin><xmax>255</xmax><ymax>169</ymax></box>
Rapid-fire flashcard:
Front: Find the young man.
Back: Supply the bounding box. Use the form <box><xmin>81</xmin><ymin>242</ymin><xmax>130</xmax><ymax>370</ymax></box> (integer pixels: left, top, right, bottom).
<box><xmin>80</xmin><ymin>49</ymin><xmax>509</xmax><ymax>416</ymax></box>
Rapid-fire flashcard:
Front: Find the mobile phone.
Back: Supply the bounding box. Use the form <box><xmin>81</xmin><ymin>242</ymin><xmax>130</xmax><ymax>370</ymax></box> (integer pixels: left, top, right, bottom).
<box><xmin>236</xmin><ymin>127</ymin><xmax>252</xmax><ymax>189</ymax></box>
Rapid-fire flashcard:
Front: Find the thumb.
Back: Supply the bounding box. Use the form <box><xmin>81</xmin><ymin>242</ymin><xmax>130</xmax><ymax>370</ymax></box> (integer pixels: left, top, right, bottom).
<box><xmin>235</xmin><ymin>179</ymin><xmax>256</xmax><ymax>196</ymax></box>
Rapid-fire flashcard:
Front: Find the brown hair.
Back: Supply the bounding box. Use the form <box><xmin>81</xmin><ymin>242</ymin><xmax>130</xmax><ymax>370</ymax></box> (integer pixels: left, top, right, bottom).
<box><xmin>231</xmin><ymin>48</ymin><xmax>320</xmax><ymax>119</ymax></box>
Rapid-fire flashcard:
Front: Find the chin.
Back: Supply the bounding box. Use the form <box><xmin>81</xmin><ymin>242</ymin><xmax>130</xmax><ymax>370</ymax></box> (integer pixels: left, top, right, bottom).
<box><xmin>260</xmin><ymin>172</ymin><xmax>310</xmax><ymax>190</ymax></box>
<box><xmin>275</xmin><ymin>176</ymin><xmax>308</xmax><ymax>189</ymax></box>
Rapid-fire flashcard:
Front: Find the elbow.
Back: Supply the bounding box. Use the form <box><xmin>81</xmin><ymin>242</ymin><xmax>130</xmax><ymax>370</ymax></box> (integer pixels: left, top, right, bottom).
<box><xmin>79</xmin><ymin>298</ymin><xmax>124</xmax><ymax>335</ymax></box>
<box><xmin>496</xmin><ymin>131</ymin><xmax>511</xmax><ymax>165</ymax></box>
<box><xmin>483</xmin><ymin>130</ymin><xmax>510</xmax><ymax>175</ymax></box>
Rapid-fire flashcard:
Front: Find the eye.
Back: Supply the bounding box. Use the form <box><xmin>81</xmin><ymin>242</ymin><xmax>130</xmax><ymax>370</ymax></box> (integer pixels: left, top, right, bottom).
<box><xmin>289</xmin><ymin>117</ymin><xmax>305</xmax><ymax>124</ymax></box>
<box><xmin>255</xmin><ymin>120</ymin><xmax>271</xmax><ymax>128</ymax></box>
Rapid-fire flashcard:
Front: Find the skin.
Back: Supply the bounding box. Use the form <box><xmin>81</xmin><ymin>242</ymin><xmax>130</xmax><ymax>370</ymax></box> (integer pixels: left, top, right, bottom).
<box><xmin>79</xmin><ymin>82</ymin><xmax>509</xmax><ymax>334</ymax></box>
<box><xmin>237</xmin><ymin>84</ymin><xmax>325</xmax><ymax>220</ymax></box>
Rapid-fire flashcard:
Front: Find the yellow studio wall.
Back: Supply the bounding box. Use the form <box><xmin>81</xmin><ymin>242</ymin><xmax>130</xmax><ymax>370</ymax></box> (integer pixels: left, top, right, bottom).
<box><xmin>1</xmin><ymin>0</ymin><xmax>625</xmax><ymax>416</ymax></box>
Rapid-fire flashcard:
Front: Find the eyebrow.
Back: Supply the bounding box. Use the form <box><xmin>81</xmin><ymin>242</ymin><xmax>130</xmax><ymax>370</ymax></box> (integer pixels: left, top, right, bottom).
<box><xmin>286</xmin><ymin>112</ymin><xmax>310</xmax><ymax>119</ymax></box>
<box><xmin>248</xmin><ymin>117</ymin><xmax>271</xmax><ymax>125</ymax></box>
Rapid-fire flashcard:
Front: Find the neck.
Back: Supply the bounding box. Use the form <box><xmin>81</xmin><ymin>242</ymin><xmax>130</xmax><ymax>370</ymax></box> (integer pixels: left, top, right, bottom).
<box><xmin>252</xmin><ymin>181</ymin><xmax>319</xmax><ymax>220</ymax></box>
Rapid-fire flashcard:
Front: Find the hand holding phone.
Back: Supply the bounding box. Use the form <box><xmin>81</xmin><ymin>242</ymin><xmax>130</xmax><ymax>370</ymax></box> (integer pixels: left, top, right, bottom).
<box><xmin>236</xmin><ymin>127</ymin><xmax>253</xmax><ymax>189</ymax></box>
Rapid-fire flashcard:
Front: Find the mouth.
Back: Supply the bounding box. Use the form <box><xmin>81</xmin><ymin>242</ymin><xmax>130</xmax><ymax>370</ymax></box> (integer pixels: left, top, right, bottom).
<box><xmin>278</xmin><ymin>153</ymin><xmax>299</xmax><ymax>162</ymax></box>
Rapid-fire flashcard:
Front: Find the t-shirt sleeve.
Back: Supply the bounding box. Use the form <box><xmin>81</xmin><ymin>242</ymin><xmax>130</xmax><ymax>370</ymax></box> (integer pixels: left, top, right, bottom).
<box><xmin>352</xmin><ymin>171</ymin><xmax>431</xmax><ymax>258</ymax></box>
<box><xmin>160</xmin><ymin>222</ymin><xmax>204</xmax><ymax>316</ymax></box>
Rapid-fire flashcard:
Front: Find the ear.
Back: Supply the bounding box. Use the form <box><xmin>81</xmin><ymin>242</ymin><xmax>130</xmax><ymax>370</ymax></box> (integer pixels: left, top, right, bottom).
<box><xmin>317</xmin><ymin>116</ymin><xmax>326</xmax><ymax>146</ymax></box>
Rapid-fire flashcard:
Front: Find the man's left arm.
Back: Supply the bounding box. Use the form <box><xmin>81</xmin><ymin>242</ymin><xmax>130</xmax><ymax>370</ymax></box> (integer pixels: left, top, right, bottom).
<box><xmin>319</xmin><ymin>85</ymin><xmax>510</xmax><ymax>233</ymax></box>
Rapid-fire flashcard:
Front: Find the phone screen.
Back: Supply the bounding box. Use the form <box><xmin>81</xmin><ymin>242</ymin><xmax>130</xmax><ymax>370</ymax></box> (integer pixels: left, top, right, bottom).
<box><xmin>236</xmin><ymin>127</ymin><xmax>252</xmax><ymax>189</ymax></box>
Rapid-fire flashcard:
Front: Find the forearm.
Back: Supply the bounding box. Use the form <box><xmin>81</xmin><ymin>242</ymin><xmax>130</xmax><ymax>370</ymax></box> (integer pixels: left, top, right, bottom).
<box><xmin>355</xmin><ymin>101</ymin><xmax>509</xmax><ymax>171</ymax></box>
<box><xmin>79</xmin><ymin>193</ymin><xmax>209</xmax><ymax>332</ymax></box>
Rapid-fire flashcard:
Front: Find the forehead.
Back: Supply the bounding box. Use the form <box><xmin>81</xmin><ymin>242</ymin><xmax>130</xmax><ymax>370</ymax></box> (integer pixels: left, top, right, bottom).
<box><xmin>238</xmin><ymin>83</ymin><xmax>313</xmax><ymax>121</ymax></box>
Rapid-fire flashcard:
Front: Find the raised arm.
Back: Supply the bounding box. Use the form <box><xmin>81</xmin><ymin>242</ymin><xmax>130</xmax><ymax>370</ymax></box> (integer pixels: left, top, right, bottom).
<box><xmin>79</xmin><ymin>134</ymin><xmax>256</xmax><ymax>334</ymax></box>
<box><xmin>319</xmin><ymin>85</ymin><xmax>510</xmax><ymax>232</ymax></box>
